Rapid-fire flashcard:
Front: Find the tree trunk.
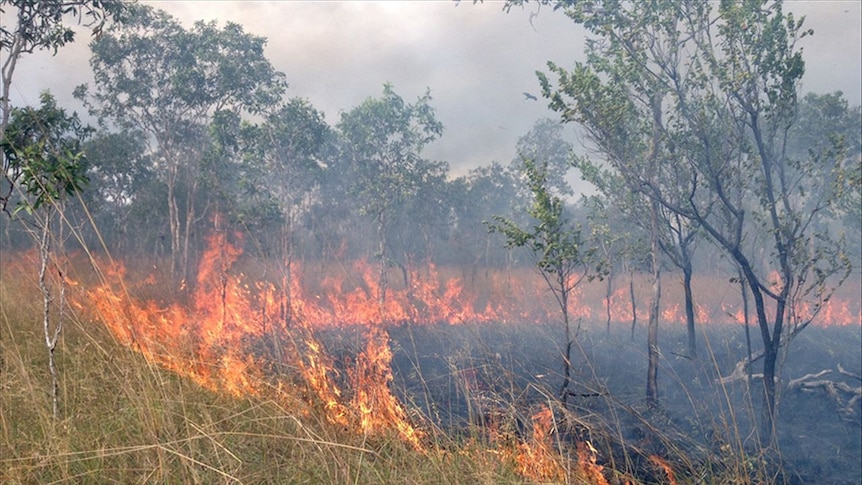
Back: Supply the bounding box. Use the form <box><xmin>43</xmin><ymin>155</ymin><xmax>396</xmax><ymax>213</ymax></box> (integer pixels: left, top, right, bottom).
<box><xmin>167</xmin><ymin>166</ymin><xmax>180</xmax><ymax>279</ymax></box>
<box><xmin>558</xmin><ymin>276</ymin><xmax>573</xmax><ymax>407</ymax></box>
<box><xmin>737</xmin><ymin>267</ymin><xmax>753</xmax><ymax>383</ymax></box>
<box><xmin>646</xmin><ymin>200</ymin><xmax>661</xmax><ymax>407</ymax></box>
<box><xmin>738</xmin><ymin>259</ymin><xmax>779</xmax><ymax>445</ymax></box>
<box><xmin>682</xmin><ymin>262</ymin><xmax>696</xmax><ymax>358</ymax></box>
<box><xmin>38</xmin><ymin>212</ymin><xmax>62</xmax><ymax>420</ymax></box>
<box><xmin>376</xmin><ymin>210</ymin><xmax>388</xmax><ymax>322</ymax></box>
<box><xmin>605</xmin><ymin>266</ymin><xmax>614</xmax><ymax>335</ymax></box>
<box><xmin>629</xmin><ymin>267</ymin><xmax>637</xmax><ymax>340</ymax></box>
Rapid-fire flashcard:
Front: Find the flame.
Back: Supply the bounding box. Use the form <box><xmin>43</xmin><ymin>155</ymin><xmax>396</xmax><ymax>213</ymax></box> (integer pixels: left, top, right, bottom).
<box><xmin>81</xmin><ymin>232</ymin><xmax>426</xmax><ymax>447</ymax></box>
<box><xmin>3</xmin><ymin>232</ymin><xmax>859</xmax><ymax>479</ymax></box>
<box><xmin>511</xmin><ymin>405</ymin><xmax>565</xmax><ymax>483</ymax></box>
<box><xmin>349</xmin><ymin>326</ymin><xmax>423</xmax><ymax>447</ymax></box>
<box><xmin>649</xmin><ymin>454</ymin><xmax>678</xmax><ymax>485</ymax></box>
<box><xmin>576</xmin><ymin>440</ymin><xmax>610</xmax><ymax>485</ymax></box>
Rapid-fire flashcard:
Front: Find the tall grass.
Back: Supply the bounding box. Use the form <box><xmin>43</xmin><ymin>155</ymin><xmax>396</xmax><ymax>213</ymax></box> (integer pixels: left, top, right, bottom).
<box><xmin>4</xmin><ymin>252</ymin><xmax>856</xmax><ymax>484</ymax></box>
<box><xmin>1</xmin><ymin>263</ymin><xmax>529</xmax><ymax>484</ymax></box>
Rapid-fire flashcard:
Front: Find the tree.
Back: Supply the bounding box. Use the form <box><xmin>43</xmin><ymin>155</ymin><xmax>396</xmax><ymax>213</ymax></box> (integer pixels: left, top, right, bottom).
<box><xmin>523</xmin><ymin>0</ymin><xmax>852</xmax><ymax>443</ymax></box>
<box><xmin>786</xmin><ymin>92</ymin><xmax>862</xmax><ymax>267</ymax></box>
<box><xmin>1</xmin><ymin>91</ymin><xmax>92</xmax><ymax>419</ymax></box>
<box><xmin>582</xmin><ymin>182</ymin><xmax>649</xmax><ymax>339</ymax></box>
<box><xmin>511</xmin><ymin>117</ymin><xmax>575</xmax><ymax>197</ymax></box>
<box><xmin>488</xmin><ymin>158</ymin><xmax>599</xmax><ymax>407</ymax></box>
<box><xmin>76</xmin><ymin>5</ymin><xmax>286</xmax><ymax>280</ymax></box>
<box><xmin>79</xmin><ymin>129</ymin><xmax>153</xmax><ymax>253</ymax></box>
<box><xmin>337</xmin><ymin>84</ymin><xmax>443</xmax><ymax>316</ymax></box>
<box><xmin>240</xmin><ymin>98</ymin><xmax>332</xmax><ymax>329</ymax></box>
<box><xmin>1</xmin><ymin>0</ymin><xmax>126</xmax><ymax>212</ymax></box>
<box><xmin>452</xmin><ymin>162</ymin><xmax>528</xmax><ymax>271</ymax></box>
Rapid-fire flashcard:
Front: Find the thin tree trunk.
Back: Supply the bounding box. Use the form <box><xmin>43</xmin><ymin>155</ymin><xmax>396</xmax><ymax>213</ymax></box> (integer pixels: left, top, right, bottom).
<box><xmin>629</xmin><ymin>268</ymin><xmax>637</xmax><ymax>340</ymax></box>
<box><xmin>737</xmin><ymin>266</ymin><xmax>753</xmax><ymax>383</ymax></box>
<box><xmin>605</xmin><ymin>266</ymin><xmax>614</xmax><ymax>335</ymax></box>
<box><xmin>38</xmin><ymin>213</ymin><xmax>62</xmax><ymax>420</ymax></box>
<box><xmin>376</xmin><ymin>210</ymin><xmax>388</xmax><ymax>322</ymax></box>
<box><xmin>558</xmin><ymin>276</ymin><xmax>572</xmax><ymax>407</ymax></box>
<box><xmin>167</xmin><ymin>170</ymin><xmax>180</xmax><ymax>279</ymax></box>
<box><xmin>682</xmin><ymin>262</ymin><xmax>696</xmax><ymax>358</ymax></box>
<box><xmin>646</xmin><ymin>200</ymin><xmax>661</xmax><ymax>407</ymax></box>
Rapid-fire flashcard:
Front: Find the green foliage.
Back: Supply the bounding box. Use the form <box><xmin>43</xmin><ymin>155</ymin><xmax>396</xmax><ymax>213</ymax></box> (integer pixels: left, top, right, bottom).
<box><xmin>489</xmin><ymin>158</ymin><xmax>590</xmax><ymax>280</ymax></box>
<box><xmin>338</xmin><ymin>83</ymin><xmax>444</xmax><ymax>221</ymax></box>
<box><xmin>77</xmin><ymin>5</ymin><xmax>286</xmax><ymax>130</ymax></box>
<box><xmin>512</xmin><ymin>118</ymin><xmax>575</xmax><ymax>197</ymax></box>
<box><xmin>520</xmin><ymin>0</ymin><xmax>854</xmax><ymax>440</ymax></box>
<box><xmin>0</xmin><ymin>0</ymin><xmax>127</xmax><ymax>55</ymax></box>
<box><xmin>0</xmin><ymin>91</ymin><xmax>92</xmax><ymax>214</ymax></box>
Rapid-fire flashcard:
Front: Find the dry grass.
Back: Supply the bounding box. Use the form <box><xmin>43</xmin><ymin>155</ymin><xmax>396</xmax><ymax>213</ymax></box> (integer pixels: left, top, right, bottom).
<box><xmin>1</xmin><ymin>257</ymin><xmax>531</xmax><ymax>484</ymax></box>
<box><xmin>3</xmin><ymin>250</ymin><xmax>833</xmax><ymax>484</ymax></box>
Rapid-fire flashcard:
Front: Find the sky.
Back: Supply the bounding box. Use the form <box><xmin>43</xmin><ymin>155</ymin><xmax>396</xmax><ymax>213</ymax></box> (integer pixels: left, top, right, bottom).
<box><xmin>7</xmin><ymin>1</ymin><xmax>862</xmax><ymax>180</ymax></box>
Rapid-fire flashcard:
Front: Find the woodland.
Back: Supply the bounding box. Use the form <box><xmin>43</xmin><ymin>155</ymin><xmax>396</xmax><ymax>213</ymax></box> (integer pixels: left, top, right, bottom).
<box><xmin>1</xmin><ymin>1</ymin><xmax>861</xmax><ymax>483</ymax></box>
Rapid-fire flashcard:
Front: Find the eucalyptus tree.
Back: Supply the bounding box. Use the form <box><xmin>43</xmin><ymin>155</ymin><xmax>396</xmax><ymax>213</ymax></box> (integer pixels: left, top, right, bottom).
<box><xmin>75</xmin><ymin>5</ymin><xmax>286</xmax><ymax>280</ymax></box>
<box><xmin>514</xmin><ymin>0</ymin><xmax>852</xmax><ymax>442</ymax></box>
<box><xmin>239</xmin><ymin>98</ymin><xmax>332</xmax><ymax>325</ymax></box>
<box><xmin>582</xmin><ymin>185</ymin><xmax>647</xmax><ymax>338</ymax></box>
<box><xmin>1</xmin><ymin>91</ymin><xmax>92</xmax><ymax>419</ymax></box>
<box><xmin>453</xmin><ymin>162</ymin><xmax>527</xmax><ymax>270</ymax></box>
<box><xmin>787</xmin><ymin>92</ymin><xmax>862</xmax><ymax>266</ymax></box>
<box><xmin>79</xmin><ymin>130</ymin><xmax>153</xmax><ymax>253</ymax></box>
<box><xmin>337</xmin><ymin>84</ymin><xmax>443</xmax><ymax>315</ymax></box>
<box><xmin>389</xmin><ymin>160</ymin><xmax>451</xmax><ymax>270</ymax></box>
<box><xmin>488</xmin><ymin>158</ymin><xmax>600</xmax><ymax>407</ymax></box>
<box><xmin>573</xmin><ymin>120</ymin><xmax>669</xmax><ymax>405</ymax></box>
<box><xmin>1</xmin><ymin>0</ymin><xmax>126</xmax><ymax>213</ymax></box>
<box><xmin>511</xmin><ymin>117</ymin><xmax>575</xmax><ymax>197</ymax></box>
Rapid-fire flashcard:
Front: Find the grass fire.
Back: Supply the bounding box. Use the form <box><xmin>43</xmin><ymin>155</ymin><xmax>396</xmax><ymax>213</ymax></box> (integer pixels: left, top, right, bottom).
<box><xmin>2</xmin><ymin>1</ymin><xmax>861</xmax><ymax>483</ymax></box>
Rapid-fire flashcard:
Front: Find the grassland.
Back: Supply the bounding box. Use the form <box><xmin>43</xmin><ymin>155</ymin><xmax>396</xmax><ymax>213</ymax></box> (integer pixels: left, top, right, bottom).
<box><xmin>2</xmin><ymin>252</ymin><xmax>859</xmax><ymax>484</ymax></box>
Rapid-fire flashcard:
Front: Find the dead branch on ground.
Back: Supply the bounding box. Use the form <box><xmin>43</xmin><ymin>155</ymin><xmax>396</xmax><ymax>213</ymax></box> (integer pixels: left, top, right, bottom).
<box><xmin>786</xmin><ymin>367</ymin><xmax>862</xmax><ymax>421</ymax></box>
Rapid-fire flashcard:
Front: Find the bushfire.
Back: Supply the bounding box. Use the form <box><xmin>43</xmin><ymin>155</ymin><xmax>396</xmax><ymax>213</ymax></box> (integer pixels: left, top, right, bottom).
<box><xmin>59</xmin><ymin>231</ymin><xmax>859</xmax><ymax>480</ymax></box>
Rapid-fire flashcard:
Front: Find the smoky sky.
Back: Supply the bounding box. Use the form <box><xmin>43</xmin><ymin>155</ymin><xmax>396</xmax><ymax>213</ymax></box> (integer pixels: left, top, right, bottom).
<box><xmin>7</xmin><ymin>1</ymin><xmax>861</xmax><ymax>179</ymax></box>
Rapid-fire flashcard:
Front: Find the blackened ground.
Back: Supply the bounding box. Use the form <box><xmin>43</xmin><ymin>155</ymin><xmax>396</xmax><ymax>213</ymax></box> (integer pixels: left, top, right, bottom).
<box><xmin>380</xmin><ymin>321</ymin><xmax>861</xmax><ymax>484</ymax></box>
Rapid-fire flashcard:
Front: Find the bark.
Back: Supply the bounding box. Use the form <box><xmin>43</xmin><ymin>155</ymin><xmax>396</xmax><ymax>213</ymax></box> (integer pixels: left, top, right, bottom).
<box><xmin>605</xmin><ymin>266</ymin><xmax>614</xmax><ymax>335</ymax></box>
<box><xmin>167</xmin><ymin>159</ymin><xmax>180</xmax><ymax>279</ymax></box>
<box><xmin>38</xmin><ymin>214</ymin><xmax>63</xmax><ymax>420</ymax></box>
<box><xmin>737</xmin><ymin>267</ymin><xmax>753</xmax><ymax>383</ymax></box>
<box><xmin>558</xmin><ymin>272</ymin><xmax>573</xmax><ymax>407</ymax></box>
<box><xmin>376</xmin><ymin>209</ymin><xmax>388</xmax><ymax>321</ymax></box>
<box><xmin>682</xmin><ymin>261</ymin><xmax>696</xmax><ymax>358</ymax></box>
<box><xmin>646</xmin><ymin>199</ymin><xmax>661</xmax><ymax>407</ymax></box>
<box><xmin>629</xmin><ymin>268</ymin><xmax>637</xmax><ymax>340</ymax></box>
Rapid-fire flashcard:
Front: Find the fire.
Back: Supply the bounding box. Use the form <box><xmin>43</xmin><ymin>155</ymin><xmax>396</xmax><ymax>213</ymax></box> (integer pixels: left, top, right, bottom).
<box><xmin>349</xmin><ymin>326</ymin><xmax>424</xmax><ymax>447</ymax></box>
<box><xmin>511</xmin><ymin>405</ymin><xmax>565</xmax><ymax>483</ymax></box>
<box><xmin>14</xmin><ymin>227</ymin><xmax>855</xmax><ymax>459</ymax></box>
<box><xmin>649</xmin><ymin>454</ymin><xmax>678</xmax><ymax>485</ymax></box>
<box><xmin>83</xmin><ymin>231</ymin><xmax>425</xmax><ymax>447</ymax></box>
<box><xmin>576</xmin><ymin>439</ymin><xmax>610</xmax><ymax>485</ymax></box>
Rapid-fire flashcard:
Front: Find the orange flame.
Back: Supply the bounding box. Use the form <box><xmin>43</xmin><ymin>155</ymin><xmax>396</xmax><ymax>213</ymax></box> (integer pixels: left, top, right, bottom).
<box><xmin>576</xmin><ymin>440</ymin><xmax>610</xmax><ymax>485</ymax></box>
<box><xmin>512</xmin><ymin>405</ymin><xmax>565</xmax><ymax>483</ymax></box>
<box><xmin>82</xmin><ymin>232</ymin><xmax>425</xmax><ymax>447</ymax></box>
<box><xmin>649</xmin><ymin>454</ymin><xmax>678</xmax><ymax>485</ymax></box>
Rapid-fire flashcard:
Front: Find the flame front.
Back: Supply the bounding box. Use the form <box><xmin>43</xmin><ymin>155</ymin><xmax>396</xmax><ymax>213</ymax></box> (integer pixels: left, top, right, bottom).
<box><xmin>67</xmin><ymin>231</ymin><xmax>860</xmax><ymax>457</ymax></box>
<box><xmin>83</xmin><ymin>232</ymin><xmax>429</xmax><ymax>446</ymax></box>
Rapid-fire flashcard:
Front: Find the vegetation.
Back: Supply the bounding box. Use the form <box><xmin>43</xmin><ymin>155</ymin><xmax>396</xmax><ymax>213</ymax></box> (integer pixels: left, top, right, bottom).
<box><xmin>488</xmin><ymin>158</ymin><xmax>600</xmax><ymax>407</ymax></box>
<box><xmin>1</xmin><ymin>0</ymin><xmax>860</xmax><ymax>483</ymax></box>
<box><xmin>518</xmin><ymin>0</ymin><xmax>858</xmax><ymax>444</ymax></box>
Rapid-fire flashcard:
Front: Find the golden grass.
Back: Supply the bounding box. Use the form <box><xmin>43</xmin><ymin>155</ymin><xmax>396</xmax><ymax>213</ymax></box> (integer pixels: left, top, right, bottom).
<box><xmin>2</xmin><ymin>251</ymin><xmax>819</xmax><ymax>484</ymax></box>
<box><xmin>1</xmin><ymin>260</ymin><xmax>531</xmax><ymax>484</ymax></box>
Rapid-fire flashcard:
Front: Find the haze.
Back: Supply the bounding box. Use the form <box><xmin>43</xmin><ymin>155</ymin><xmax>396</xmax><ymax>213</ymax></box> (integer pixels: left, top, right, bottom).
<box><xmin>7</xmin><ymin>1</ymin><xmax>861</xmax><ymax>178</ymax></box>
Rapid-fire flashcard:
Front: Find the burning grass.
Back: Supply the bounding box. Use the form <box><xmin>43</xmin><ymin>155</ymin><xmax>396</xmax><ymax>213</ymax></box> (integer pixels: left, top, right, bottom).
<box><xmin>1</xmin><ymin>237</ymin><xmax>860</xmax><ymax>483</ymax></box>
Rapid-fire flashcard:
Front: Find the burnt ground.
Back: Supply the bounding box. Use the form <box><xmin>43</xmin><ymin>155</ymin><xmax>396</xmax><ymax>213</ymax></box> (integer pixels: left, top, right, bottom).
<box><xmin>364</xmin><ymin>321</ymin><xmax>862</xmax><ymax>484</ymax></box>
